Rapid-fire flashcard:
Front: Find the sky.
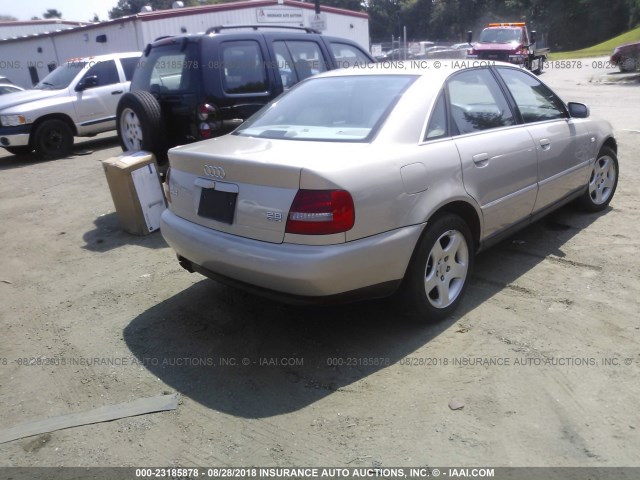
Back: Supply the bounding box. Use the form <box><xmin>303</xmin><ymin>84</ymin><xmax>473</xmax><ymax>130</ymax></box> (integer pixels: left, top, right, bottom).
<box><xmin>1</xmin><ymin>0</ymin><xmax>118</xmax><ymax>22</ymax></box>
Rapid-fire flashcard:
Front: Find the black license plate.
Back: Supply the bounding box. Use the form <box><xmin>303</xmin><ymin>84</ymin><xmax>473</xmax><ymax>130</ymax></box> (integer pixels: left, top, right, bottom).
<box><xmin>198</xmin><ymin>188</ymin><xmax>237</xmax><ymax>224</ymax></box>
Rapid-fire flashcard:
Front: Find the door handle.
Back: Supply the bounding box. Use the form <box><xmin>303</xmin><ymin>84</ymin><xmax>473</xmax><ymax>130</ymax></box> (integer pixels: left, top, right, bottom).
<box><xmin>472</xmin><ymin>153</ymin><xmax>489</xmax><ymax>166</ymax></box>
<box><xmin>539</xmin><ymin>138</ymin><xmax>551</xmax><ymax>150</ymax></box>
<box><xmin>111</xmin><ymin>90</ymin><xmax>124</xmax><ymax>95</ymax></box>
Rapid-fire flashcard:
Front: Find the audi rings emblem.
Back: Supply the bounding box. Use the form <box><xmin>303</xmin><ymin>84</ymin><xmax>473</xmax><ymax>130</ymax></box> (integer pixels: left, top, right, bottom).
<box><xmin>203</xmin><ymin>165</ymin><xmax>226</xmax><ymax>179</ymax></box>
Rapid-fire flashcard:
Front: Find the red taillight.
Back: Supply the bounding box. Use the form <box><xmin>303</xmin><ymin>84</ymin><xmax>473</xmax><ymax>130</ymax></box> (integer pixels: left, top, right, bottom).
<box><xmin>198</xmin><ymin>103</ymin><xmax>217</xmax><ymax>121</ymax></box>
<box><xmin>285</xmin><ymin>190</ymin><xmax>355</xmax><ymax>235</ymax></box>
<box><xmin>198</xmin><ymin>103</ymin><xmax>220</xmax><ymax>139</ymax></box>
<box><xmin>199</xmin><ymin>122</ymin><xmax>212</xmax><ymax>139</ymax></box>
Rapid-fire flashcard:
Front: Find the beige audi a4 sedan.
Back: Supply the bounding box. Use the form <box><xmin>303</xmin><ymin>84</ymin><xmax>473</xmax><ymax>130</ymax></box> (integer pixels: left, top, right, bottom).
<box><xmin>160</xmin><ymin>61</ymin><xmax>618</xmax><ymax>321</ymax></box>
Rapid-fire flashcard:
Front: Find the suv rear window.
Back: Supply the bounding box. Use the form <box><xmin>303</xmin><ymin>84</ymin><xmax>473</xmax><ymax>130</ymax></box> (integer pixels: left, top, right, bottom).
<box><xmin>131</xmin><ymin>43</ymin><xmax>199</xmax><ymax>93</ymax></box>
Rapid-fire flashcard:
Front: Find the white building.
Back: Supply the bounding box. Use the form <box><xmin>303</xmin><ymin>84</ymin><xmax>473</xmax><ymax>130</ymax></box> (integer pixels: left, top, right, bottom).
<box><xmin>0</xmin><ymin>0</ymin><xmax>370</xmax><ymax>88</ymax></box>
<box><xmin>0</xmin><ymin>19</ymin><xmax>86</xmax><ymax>40</ymax></box>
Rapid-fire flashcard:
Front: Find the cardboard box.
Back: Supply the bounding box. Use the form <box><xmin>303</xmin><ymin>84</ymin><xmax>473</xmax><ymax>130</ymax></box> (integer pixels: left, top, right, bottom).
<box><xmin>102</xmin><ymin>151</ymin><xmax>166</xmax><ymax>235</ymax></box>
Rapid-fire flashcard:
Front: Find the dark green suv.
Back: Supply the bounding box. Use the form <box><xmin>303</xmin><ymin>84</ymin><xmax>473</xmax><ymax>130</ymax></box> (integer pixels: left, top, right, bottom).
<box><xmin>116</xmin><ymin>26</ymin><xmax>374</xmax><ymax>162</ymax></box>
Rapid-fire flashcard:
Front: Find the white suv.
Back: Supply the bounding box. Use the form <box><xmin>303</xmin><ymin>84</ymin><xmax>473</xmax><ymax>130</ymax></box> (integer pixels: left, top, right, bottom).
<box><xmin>0</xmin><ymin>51</ymin><xmax>141</xmax><ymax>157</ymax></box>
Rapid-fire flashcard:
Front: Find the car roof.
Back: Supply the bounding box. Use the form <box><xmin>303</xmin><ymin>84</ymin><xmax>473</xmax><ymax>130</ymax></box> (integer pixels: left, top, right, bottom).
<box><xmin>63</xmin><ymin>51</ymin><xmax>141</xmax><ymax>63</ymax></box>
<box><xmin>150</xmin><ymin>29</ymin><xmax>361</xmax><ymax>46</ymax></box>
<box><xmin>313</xmin><ymin>60</ymin><xmax>516</xmax><ymax>82</ymax></box>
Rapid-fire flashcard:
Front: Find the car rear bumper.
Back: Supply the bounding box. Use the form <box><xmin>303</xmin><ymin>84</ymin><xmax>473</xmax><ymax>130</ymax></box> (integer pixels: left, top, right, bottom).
<box><xmin>161</xmin><ymin>208</ymin><xmax>424</xmax><ymax>300</ymax></box>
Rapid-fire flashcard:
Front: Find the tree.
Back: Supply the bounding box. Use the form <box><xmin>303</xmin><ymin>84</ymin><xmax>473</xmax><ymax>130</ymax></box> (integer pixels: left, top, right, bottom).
<box><xmin>322</xmin><ymin>0</ymin><xmax>365</xmax><ymax>12</ymax></box>
<box><xmin>0</xmin><ymin>14</ymin><xmax>18</xmax><ymax>21</ymax></box>
<box><xmin>43</xmin><ymin>8</ymin><xmax>63</xmax><ymax>19</ymax></box>
<box><xmin>628</xmin><ymin>0</ymin><xmax>640</xmax><ymax>28</ymax></box>
<box><xmin>92</xmin><ymin>13</ymin><xmax>100</xmax><ymax>22</ymax></box>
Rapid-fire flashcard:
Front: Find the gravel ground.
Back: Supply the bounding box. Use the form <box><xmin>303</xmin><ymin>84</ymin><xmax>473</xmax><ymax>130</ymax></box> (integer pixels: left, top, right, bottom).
<box><xmin>0</xmin><ymin>60</ymin><xmax>639</xmax><ymax>469</ymax></box>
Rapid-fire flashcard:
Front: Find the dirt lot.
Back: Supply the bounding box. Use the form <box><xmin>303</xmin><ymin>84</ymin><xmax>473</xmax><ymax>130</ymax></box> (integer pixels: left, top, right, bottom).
<box><xmin>0</xmin><ymin>60</ymin><xmax>639</xmax><ymax>469</ymax></box>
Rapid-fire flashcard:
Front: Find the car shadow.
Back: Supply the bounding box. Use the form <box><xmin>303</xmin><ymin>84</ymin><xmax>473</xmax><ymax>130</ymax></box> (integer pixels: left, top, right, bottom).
<box><xmin>0</xmin><ymin>150</ymin><xmax>59</xmax><ymax>170</ymax></box>
<box><xmin>82</xmin><ymin>212</ymin><xmax>167</xmax><ymax>252</ymax></box>
<box><xmin>0</xmin><ymin>134</ymin><xmax>120</xmax><ymax>171</ymax></box>
<box><xmin>123</xmin><ymin>205</ymin><xmax>610</xmax><ymax>418</ymax></box>
<box><xmin>124</xmin><ymin>282</ymin><xmax>453</xmax><ymax>419</ymax></box>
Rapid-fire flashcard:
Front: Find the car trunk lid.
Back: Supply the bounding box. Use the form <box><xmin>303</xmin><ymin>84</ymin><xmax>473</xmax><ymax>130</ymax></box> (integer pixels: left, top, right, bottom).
<box><xmin>167</xmin><ymin>135</ymin><xmax>327</xmax><ymax>243</ymax></box>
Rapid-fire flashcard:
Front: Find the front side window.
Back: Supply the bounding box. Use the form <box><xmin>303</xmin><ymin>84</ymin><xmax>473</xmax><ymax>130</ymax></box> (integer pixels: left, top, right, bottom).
<box><xmin>497</xmin><ymin>67</ymin><xmax>566</xmax><ymax>123</ymax></box>
<box><xmin>82</xmin><ymin>60</ymin><xmax>119</xmax><ymax>87</ymax></box>
<box><xmin>221</xmin><ymin>41</ymin><xmax>268</xmax><ymax>94</ymax></box>
<box><xmin>235</xmin><ymin>75</ymin><xmax>416</xmax><ymax>142</ymax></box>
<box><xmin>447</xmin><ymin>68</ymin><xmax>515</xmax><ymax>135</ymax></box>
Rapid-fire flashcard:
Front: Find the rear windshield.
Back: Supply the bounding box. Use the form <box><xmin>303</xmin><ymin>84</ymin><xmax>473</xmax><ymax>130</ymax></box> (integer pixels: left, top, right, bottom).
<box><xmin>234</xmin><ymin>75</ymin><xmax>417</xmax><ymax>142</ymax></box>
<box><xmin>131</xmin><ymin>43</ymin><xmax>199</xmax><ymax>93</ymax></box>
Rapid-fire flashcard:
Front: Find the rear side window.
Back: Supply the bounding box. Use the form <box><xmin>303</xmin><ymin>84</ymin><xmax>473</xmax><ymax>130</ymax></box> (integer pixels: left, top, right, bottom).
<box><xmin>273</xmin><ymin>42</ymin><xmax>297</xmax><ymax>88</ymax></box>
<box><xmin>285</xmin><ymin>41</ymin><xmax>327</xmax><ymax>80</ymax></box>
<box><xmin>447</xmin><ymin>68</ymin><xmax>515</xmax><ymax>135</ymax></box>
<box><xmin>273</xmin><ymin>41</ymin><xmax>328</xmax><ymax>88</ymax></box>
<box><xmin>221</xmin><ymin>41</ymin><xmax>268</xmax><ymax>94</ymax></box>
<box><xmin>424</xmin><ymin>92</ymin><xmax>448</xmax><ymax>141</ymax></box>
<box><xmin>330</xmin><ymin>42</ymin><xmax>371</xmax><ymax>67</ymax></box>
<box><xmin>120</xmin><ymin>57</ymin><xmax>140</xmax><ymax>81</ymax></box>
<box><xmin>497</xmin><ymin>67</ymin><xmax>566</xmax><ymax>123</ymax></box>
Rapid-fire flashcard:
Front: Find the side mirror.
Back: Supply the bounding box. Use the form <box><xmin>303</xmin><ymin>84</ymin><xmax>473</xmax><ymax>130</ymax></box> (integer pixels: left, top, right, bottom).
<box><xmin>75</xmin><ymin>75</ymin><xmax>98</xmax><ymax>91</ymax></box>
<box><xmin>568</xmin><ymin>102</ymin><xmax>589</xmax><ymax>118</ymax></box>
<box><xmin>467</xmin><ymin>30</ymin><xmax>473</xmax><ymax>45</ymax></box>
<box><xmin>530</xmin><ymin>30</ymin><xmax>537</xmax><ymax>45</ymax></box>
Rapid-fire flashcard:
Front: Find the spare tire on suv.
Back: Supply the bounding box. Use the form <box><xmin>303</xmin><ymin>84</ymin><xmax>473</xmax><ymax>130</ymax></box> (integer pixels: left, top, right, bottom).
<box><xmin>117</xmin><ymin>90</ymin><xmax>167</xmax><ymax>162</ymax></box>
<box><xmin>117</xmin><ymin>26</ymin><xmax>374</xmax><ymax>161</ymax></box>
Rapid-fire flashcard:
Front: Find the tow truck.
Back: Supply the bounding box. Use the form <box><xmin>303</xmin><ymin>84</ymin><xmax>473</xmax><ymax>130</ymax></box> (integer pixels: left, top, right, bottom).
<box><xmin>466</xmin><ymin>22</ymin><xmax>550</xmax><ymax>74</ymax></box>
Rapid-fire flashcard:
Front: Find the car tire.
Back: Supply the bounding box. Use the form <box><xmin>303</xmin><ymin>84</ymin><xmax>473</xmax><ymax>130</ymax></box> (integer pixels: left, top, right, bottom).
<box><xmin>577</xmin><ymin>145</ymin><xmax>619</xmax><ymax>212</ymax></box>
<box><xmin>399</xmin><ymin>214</ymin><xmax>474</xmax><ymax>322</ymax></box>
<box><xmin>33</xmin><ymin>119</ymin><xmax>73</xmax><ymax>158</ymax></box>
<box><xmin>4</xmin><ymin>146</ymin><xmax>33</xmax><ymax>156</ymax></box>
<box><xmin>117</xmin><ymin>91</ymin><xmax>167</xmax><ymax>163</ymax></box>
<box><xmin>619</xmin><ymin>56</ymin><xmax>637</xmax><ymax>72</ymax></box>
